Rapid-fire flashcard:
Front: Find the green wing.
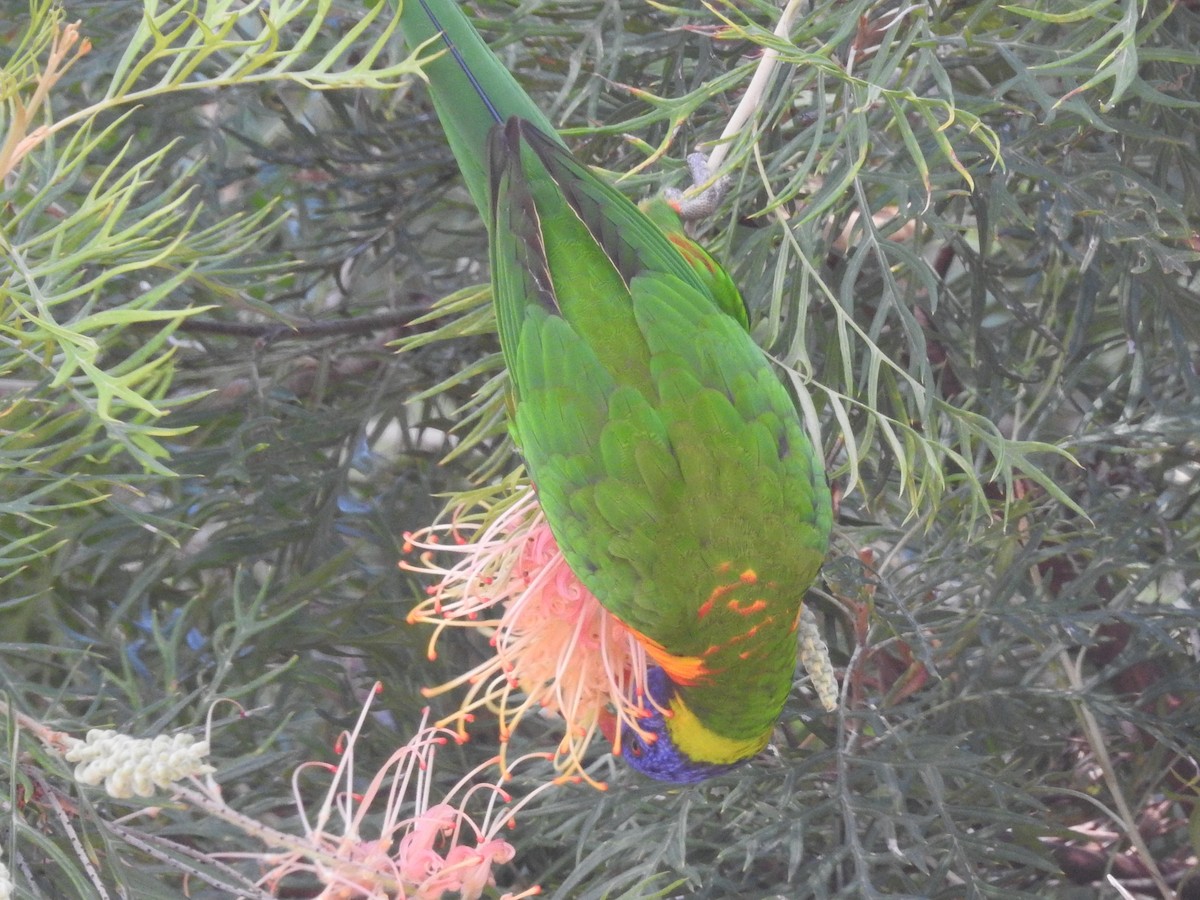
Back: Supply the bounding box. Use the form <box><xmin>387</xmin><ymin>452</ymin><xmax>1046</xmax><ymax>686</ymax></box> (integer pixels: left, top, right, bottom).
<box><xmin>491</xmin><ymin>121</ymin><xmax>831</xmax><ymax>742</ymax></box>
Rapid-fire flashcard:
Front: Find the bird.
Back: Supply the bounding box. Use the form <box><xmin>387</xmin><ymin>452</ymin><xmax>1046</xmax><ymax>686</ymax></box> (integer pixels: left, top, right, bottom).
<box><xmin>399</xmin><ymin>0</ymin><xmax>832</xmax><ymax>783</ymax></box>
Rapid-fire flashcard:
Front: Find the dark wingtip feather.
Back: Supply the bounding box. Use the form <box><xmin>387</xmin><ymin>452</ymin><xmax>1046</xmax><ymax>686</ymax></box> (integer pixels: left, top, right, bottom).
<box><xmin>488</xmin><ymin>118</ymin><xmax>559</xmax><ymax>314</ymax></box>
<box><xmin>497</xmin><ymin>120</ymin><xmax>704</xmax><ymax>311</ymax></box>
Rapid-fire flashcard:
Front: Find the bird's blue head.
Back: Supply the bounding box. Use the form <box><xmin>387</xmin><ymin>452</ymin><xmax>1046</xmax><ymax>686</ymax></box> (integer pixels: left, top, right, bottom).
<box><xmin>618</xmin><ymin>667</ymin><xmax>742</xmax><ymax>784</ymax></box>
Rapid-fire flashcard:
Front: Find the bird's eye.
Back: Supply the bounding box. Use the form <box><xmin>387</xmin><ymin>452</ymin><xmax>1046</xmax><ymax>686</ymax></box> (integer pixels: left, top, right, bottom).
<box><xmin>630</xmin><ymin>741</ymin><xmax>643</xmax><ymax>758</ymax></box>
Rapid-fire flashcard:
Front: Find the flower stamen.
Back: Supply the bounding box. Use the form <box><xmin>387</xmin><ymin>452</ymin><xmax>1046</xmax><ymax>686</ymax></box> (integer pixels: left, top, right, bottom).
<box><xmin>401</xmin><ymin>486</ymin><xmax>652</xmax><ymax>787</ymax></box>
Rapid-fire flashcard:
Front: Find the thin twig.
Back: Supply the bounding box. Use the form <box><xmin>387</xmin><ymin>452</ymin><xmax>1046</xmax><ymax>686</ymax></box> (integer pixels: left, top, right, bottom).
<box><xmin>1018</xmin><ymin>556</ymin><xmax>1177</xmax><ymax>899</ymax></box>
<box><xmin>1057</xmin><ymin>647</ymin><xmax>1177</xmax><ymax>900</ymax></box>
<box><xmin>1008</xmin><ymin>471</ymin><xmax>1176</xmax><ymax>898</ymax></box>
<box><xmin>141</xmin><ymin>303</ymin><xmax>431</xmax><ymax>341</ymax></box>
<box><xmin>36</xmin><ymin>772</ymin><xmax>113</xmax><ymax>900</ymax></box>
<box><xmin>704</xmin><ymin>0</ymin><xmax>806</xmax><ymax>175</ymax></box>
<box><xmin>102</xmin><ymin>816</ymin><xmax>276</xmax><ymax>900</ymax></box>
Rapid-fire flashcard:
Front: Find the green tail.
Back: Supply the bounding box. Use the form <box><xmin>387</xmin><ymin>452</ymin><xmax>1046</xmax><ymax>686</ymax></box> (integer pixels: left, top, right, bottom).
<box><xmin>398</xmin><ymin>0</ymin><xmax>559</xmax><ymax>213</ymax></box>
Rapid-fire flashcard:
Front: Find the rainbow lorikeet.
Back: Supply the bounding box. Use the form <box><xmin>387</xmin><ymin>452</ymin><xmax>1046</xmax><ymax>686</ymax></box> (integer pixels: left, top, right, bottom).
<box><xmin>398</xmin><ymin>0</ymin><xmax>832</xmax><ymax>783</ymax></box>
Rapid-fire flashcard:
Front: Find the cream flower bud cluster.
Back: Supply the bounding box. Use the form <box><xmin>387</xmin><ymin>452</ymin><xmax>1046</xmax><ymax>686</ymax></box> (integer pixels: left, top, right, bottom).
<box><xmin>798</xmin><ymin>605</ymin><xmax>839</xmax><ymax>712</ymax></box>
<box><xmin>64</xmin><ymin>730</ymin><xmax>215</xmax><ymax>799</ymax></box>
<box><xmin>0</xmin><ymin>841</ymin><xmax>13</xmax><ymax>900</ymax></box>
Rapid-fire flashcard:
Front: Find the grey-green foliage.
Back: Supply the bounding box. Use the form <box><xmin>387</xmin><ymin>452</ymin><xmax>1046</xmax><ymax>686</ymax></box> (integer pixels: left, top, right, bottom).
<box><xmin>2</xmin><ymin>0</ymin><xmax>1198</xmax><ymax>898</ymax></box>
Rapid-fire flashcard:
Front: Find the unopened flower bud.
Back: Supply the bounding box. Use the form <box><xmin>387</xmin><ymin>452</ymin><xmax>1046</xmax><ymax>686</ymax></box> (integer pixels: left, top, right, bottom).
<box><xmin>798</xmin><ymin>605</ymin><xmax>839</xmax><ymax>711</ymax></box>
<box><xmin>64</xmin><ymin>729</ymin><xmax>214</xmax><ymax>799</ymax></box>
<box><xmin>0</xmin><ymin>842</ymin><xmax>13</xmax><ymax>900</ymax></box>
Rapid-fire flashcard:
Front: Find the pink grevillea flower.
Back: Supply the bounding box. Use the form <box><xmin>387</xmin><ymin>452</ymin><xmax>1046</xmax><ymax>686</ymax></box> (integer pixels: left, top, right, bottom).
<box><xmin>227</xmin><ymin>683</ymin><xmax>547</xmax><ymax>900</ymax></box>
<box><xmin>401</xmin><ymin>486</ymin><xmax>652</xmax><ymax>789</ymax></box>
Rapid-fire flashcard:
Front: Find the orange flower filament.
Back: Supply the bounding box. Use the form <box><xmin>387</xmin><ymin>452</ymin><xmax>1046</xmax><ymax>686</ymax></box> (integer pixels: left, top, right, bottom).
<box><xmin>401</xmin><ymin>487</ymin><xmax>651</xmax><ymax>788</ymax></box>
<box><xmin>216</xmin><ymin>684</ymin><xmax>548</xmax><ymax>900</ymax></box>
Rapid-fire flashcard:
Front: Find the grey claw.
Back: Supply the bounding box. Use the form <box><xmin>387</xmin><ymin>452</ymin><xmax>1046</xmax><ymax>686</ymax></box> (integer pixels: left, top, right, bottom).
<box><xmin>664</xmin><ymin>152</ymin><xmax>731</xmax><ymax>222</ymax></box>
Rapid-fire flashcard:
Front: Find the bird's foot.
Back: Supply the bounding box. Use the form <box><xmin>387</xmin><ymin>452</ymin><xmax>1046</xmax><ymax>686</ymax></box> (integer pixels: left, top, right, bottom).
<box><xmin>798</xmin><ymin>605</ymin><xmax>839</xmax><ymax>712</ymax></box>
<box><xmin>662</xmin><ymin>152</ymin><xmax>731</xmax><ymax>222</ymax></box>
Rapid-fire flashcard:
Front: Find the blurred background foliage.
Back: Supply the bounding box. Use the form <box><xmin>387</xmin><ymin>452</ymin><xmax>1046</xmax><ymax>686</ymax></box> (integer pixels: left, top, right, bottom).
<box><xmin>1</xmin><ymin>0</ymin><xmax>1197</xmax><ymax>897</ymax></box>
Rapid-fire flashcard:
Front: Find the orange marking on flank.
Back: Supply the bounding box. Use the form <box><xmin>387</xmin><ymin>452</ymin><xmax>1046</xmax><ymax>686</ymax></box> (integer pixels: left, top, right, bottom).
<box><xmin>726</xmin><ymin>598</ymin><xmax>768</xmax><ymax>616</ymax></box>
<box><xmin>666</xmin><ymin>233</ymin><xmax>717</xmax><ymax>274</ymax></box>
<box><xmin>739</xmin><ymin>569</ymin><xmax>758</xmax><ymax>585</ymax></box>
<box><xmin>625</xmin><ymin>625</ymin><xmax>712</xmax><ymax>685</ymax></box>
<box><xmin>716</xmin><ymin>615</ymin><xmax>778</xmax><ymax>651</ymax></box>
<box><xmin>703</xmin><ymin>580</ymin><xmax>742</xmax><ymax>611</ymax></box>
